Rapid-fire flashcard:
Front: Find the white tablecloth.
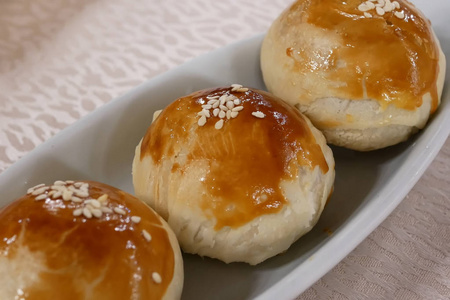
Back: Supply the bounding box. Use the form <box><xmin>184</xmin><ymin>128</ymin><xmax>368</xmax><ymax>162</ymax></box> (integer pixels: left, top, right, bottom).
<box><xmin>0</xmin><ymin>0</ymin><xmax>448</xmax><ymax>299</ymax></box>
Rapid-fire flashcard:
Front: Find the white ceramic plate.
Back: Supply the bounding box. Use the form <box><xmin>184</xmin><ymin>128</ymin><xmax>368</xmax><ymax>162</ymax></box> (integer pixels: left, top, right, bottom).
<box><xmin>0</xmin><ymin>0</ymin><xmax>449</xmax><ymax>299</ymax></box>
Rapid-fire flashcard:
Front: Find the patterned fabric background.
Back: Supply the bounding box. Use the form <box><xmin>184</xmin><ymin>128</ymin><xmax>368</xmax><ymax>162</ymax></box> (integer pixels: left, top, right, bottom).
<box><xmin>0</xmin><ymin>0</ymin><xmax>448</xmax><ymax>299</ymax></box>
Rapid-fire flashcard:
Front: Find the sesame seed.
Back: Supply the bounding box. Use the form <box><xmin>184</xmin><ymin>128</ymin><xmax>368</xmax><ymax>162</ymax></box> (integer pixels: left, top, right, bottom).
<box><xmin>213</xmin><ymin>108</ymin><xmax>220</xmax><ymax>117</ymax></box>
<box><xmin>83</xmin><ymin>207</ymin><xmax>92</xmax><ymax>219</ymax></box>
<box><xmin>66</xmin><ymin>180</ymin><xmax>75</xmax><ymax>184</ymax></box>
<box><xmin>97</xmin><ymin>194</ymin><xmax>108</xmax><ymax>203</ymax></box>
<box><xmin>31</xmin><ymin>186</ymin><xmax>49</xmax><ymax>196</ymax></box>
<box><xmin>364</xmin><ymin>12</ymin><xmax>372</xmax><ymax>18</ymax></box>
<box><xmin>212</xmin><ymin>101</ymin><xmax>220</xmax><ymax>108</ymax></box>
<box><xmin>74</xmin><ymin>190</ymin><xmax>89</xmax><ymax>198</ymax></box>
<box><xmin>219</xmin><ymin>95</ymin><xmax>227</xmax><ymax>105</ymax></box>
<box><xmin>236</xmin><ymin>88</ymin><xmax>248</xmax><ymax>93</ymax></box>
<box><xmin>252</xmin><ymin>111</ymin><xmax>266</xmax><ymax>118</ymax></box>
<box><xmin>207</xmin><ymin>99</ymin><xmax>217</xmax><ymax>105</ymax></box>
<box><xmin>215</xmin><ymin>119</ymin><xmax>224</xmax><ymax>130</ymax></box>
<box><xmin>358</xmin><ymin>3</ymin><xmax>370</xmax><ymax>11</ymax></box>
<box><xmin>91</xmin><ymin>208</ymin><xmax>102</xmax><ymax>218</ymax></box>
<box><xmin>393</xmin><ymin>1</ymin><xmax>400</xmax><ymax>9</ymax></box>
<box><xmin>207</xmin><ymin>95</ymin><xmax>219</xmax><ymax>99</ymax></box>
<box><xmin>101</xmin><ymin>207</ymin><xmax>113</xmax><ymax>213</ymax></box>
<box><xmin>394</xmin><ymin>11</ymin><xmax>404</xmax><ymax>19</ymax></box>
<box><xmin>74</xmin><ymin>182</ymin><xmax>83</xmax><ymax>188</ymax></box>
<box><xmin>226</xmin><ymin>101</ymin><xmax>234</xmax><ymax>110</ymax></box>
<box><xmin>27</xmin><ymin>183</ymin><xmax>45</xmax><ymax>195</ymax></box>
<box><xmin>62</xmin><ymin>190</ymin><xmax>73</xmax><ymax>201</ymax></box>
<box><xmin>365</xmin><ymin>1</ymin><xmax>375</xmax><ymax>9</ymax></box>
<box><xmin>376</xmin><ymin>6</ymin><xmax>385</xmax><ymax>15</ymax></box>
<box><xmin>51</xmin><ymin>185</ymin><xmax>64</xmax><ymax>191</ymax></box>
<box><xmin>233</xmin><ymin>99</ymin><xmax>241</xmax><ymax>105</ymax></box>
<box><xmin>218</xmin><ymin>110</ymin><xmax>226</xmax><ymax>119</ymax></box>
<box><xmin>53</xmin><ymin>180</ymin><xmax>66</xmax><ymax>186</ymax></box>
<box><xmin>198</xmin><ymin>115</ymin><xmax>207</xmax><ymax>126</ymax></box>
<box><xmin>114</xmin><ymin>207</ymin><xmax>127</xmax><ymax>215</ymax></box>
<box><xmin>230</xmin><ymin>111</ymin><xmax>239</xmax><ymax>118</ymax></box>
<box><xmin>226</xmin><ymin>110</ymin><xmax>232</xmax><ymax>119</ymax></box>
<box><xmin>52</xmin><ymin>191</ymin><xmax>62</xmax><ymax>199</ymax></box>
<box><xmin>142</xmin><ymin>230</ymin><xmax>152</xmax><ymax>242</ymax></box>
<box><xmin>152</xmin><ymin>272</ymin><xmax>162</xmax><ymax>284</ymax></box>
<box><xmin>131</xmin><ymin>216</ymin><xmax>141</xmax><ymax>223</ymax></box>
<box><xmin>219</xmin><ymin>104</ymin><xmax>228</xmax><ymax>111</ymax></box>
<box><xmin>73</xmin><ymin>208</ymin><xmax>83</xmax><ymax>217</ymax></box>
<box><xmin>232</xmin><ymin>106</ymin><xmax>244</xmax><ymax>112</ymax></box>
<box><xmin>201</xmin><ymin>104</ymin><xmax>212</xmax><ymax>110</ymax></box>
<box><xmin>85</xmin><ymin>199</ymin><xmax>101</xmax><ymax>208</ymax></box>
<box><xmin>35</xmin><ymin>194</ymin><xmax>47</xmax><ymax>201</ymax></box>
<box><xmin>72</xmin><ymin>197</ymin><xmax>83</xmax><ymax>203</ymax></box>
<box><xmin>202</xmin><ymin>109</ymin><xmax>211</xmax><ymax>118</ymax></box>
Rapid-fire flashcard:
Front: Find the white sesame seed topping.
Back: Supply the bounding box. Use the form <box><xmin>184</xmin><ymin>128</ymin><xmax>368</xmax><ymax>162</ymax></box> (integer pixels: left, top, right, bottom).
<box><xmin>201</xmin><ymin>104</ymin><xmax>212</xmax><ymax>110</ymax></box>
<box><xmin>218</xmin><ymin>110</ymin><xmax>226</xmax><ymax>119</ymax></box>
<box><xmin>35</xmin><ymin>194</ymin><xmax>47</xmax><ymax>201</ymax></box>
<box><xmin>152</xmin><ymin>272</ymin><xmax>162</xmax><ymax>284</ymax></box>
<box><xmin>252</xmin><ymin>111</ymin><xmax>266</xmax><ymax>119</ymax></box>
<box><xmin>212</xmin><ymin>100</ymin><xmax>220</xmax><ymax>108</ymax></box>
<box><xmin>219</xmin><ymin>95</ymin><xmax>227</xmax><ymax>105</ymax></box>
<box><xmin>233</xmin><ymin>99</ymin><xmax>241</xmax><ymax>105</ymax></box>
<box><xmin>101</xmin><ymin>206</ymin><xmax>113</xmax><ymax>213</ymax></box>
<box><xmin>74</xmin><ymin>182</ymin><xmax>83</xmax><ymax>188</ymax></box>
<box><xmin>215</xmin><ymin>119</ymin><xmax>224</xmax><ymax>129</ymax></box>
<box><xmin>53</xmin><ymin>180</ymin><xmax>66</xmax><ymax>186</ymax></box>
<box><xmin>72</xmin><ymin>196</ymin><xmax>83</xmax><ymax>203</ymax></box>
<box><xmin>91</xmin><ymin>208</ymin><xmax>103</xmax><ymax>218</ymax></box>
<box><xmin>66</xmin><ymin>180</ymin><xmax>75</xmax><ymax>184</ymax></box>
<box><xmin>226</xmin><ymin>110</ymin><xmax>232</xmax><ymax>119</ymax></box>
<box><xmin>219</xmin><ymin>104</ymin><xmax>228</xmax><ymax>111</ymax></box>
<box><xmin>73</xmin><ymin>208</ymin><xmax>83</xmax><ymax>217</ymax></box>
<box><xmin>31</xmin><ymin>186</ymin><xmax>49</xmax><ymax>196</ymax></box>
<box><xmin>85</xmin><ymin>199</ymin><xmax>101</xmax><ymax>208</ymax></box>
<box><xmin>97</xmin><ymin>194</ymin><xmax>108</xmax><ymax>203</ymax></box>
<box><xmin>198</xmin><ymin>115</ymin><xmax>207</xmax><ymax>126</ymax></box>
<box><xmin>62</xmin><ymin>190</ymin><xmax>73</xmax><ymax>201</ymax></box>
<box><xmin>394</xmin><ymin>11</ymin><xmax>404</xmax><ymax>19</ymax></box>
<box><xmin>364</xmin><ymin>12</ymin><xmax>372</xmax><ymax>18</ymax></box>
<box><xmin>232</xmin><ymin>106</ymin><xmax>244</xmax><ymax>112</ymax></box>
<box><xmin>358</xmin><ymin>3</ymin><xmax>370</xmax><ymax>11</ymax></box>
<box><xmin>393</xmin><ymin>1</ymin><xmax>400</xmax><ymax>9</ymax></box>
<box><xmin>202</xmin><ymin>109</ymin><xmax>211</xmax><ymax>118</ymax></box>
<box><xmin>27</xmin><ymin>183</ymin><xmax>45</xmax><ymax>194</ymax></box>
<box><xmin>83</xmin><ymin>207</ymin><xmax>92</xmax><ymax>219</ymax></box>
<box><xmin>226</xmin><ymin>101</ymin><xmax>234</xmax><ymax>110</ymax></box>
<box><xmin>236</xmin><ymin>88</ymin><xmax>249</xmax><ymax>93</ymax></box>
<box><xmin>142</xmin><ymin>230</ymin><xmax>152</xmax><ymax>242</ymax></box>
<box><xmin>74</xmin><ymin>190</ymin><xmax>89</xmax><ymax>198</ymax></box>
<box><xmin>230</xmin><ymin>111</ymin><xmax>239</xmax><ymax>118</ymax></box>
<box><xmin>131</xmin><ymin>216</ymin><xmax>141</xmax><ymax>223</ymax></box>
<box><xmin>114</xmin><ymin>207</ymin><xmax>127</xmax><ymax>215</ymax></box>
<box><xmin>375</xmin><ymin>6</ymin><xmax>385</xmax><ymax>15</ymax></box>
<box><xmin>212</xmin><ymin>108</ymin><xmax>220</xmax><ymax>117</ymax></box>
<box><xmin>52</xmin><ymin>191</ymin><xmax>62</xmax><ymax>199</ymax></box>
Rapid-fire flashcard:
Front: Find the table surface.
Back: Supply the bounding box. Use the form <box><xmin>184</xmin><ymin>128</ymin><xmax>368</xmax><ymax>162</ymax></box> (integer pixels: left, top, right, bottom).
<box><xmin>0</xmin><ymin>0</ymin><xmax>449</xmax><ymax>299</ymax></box>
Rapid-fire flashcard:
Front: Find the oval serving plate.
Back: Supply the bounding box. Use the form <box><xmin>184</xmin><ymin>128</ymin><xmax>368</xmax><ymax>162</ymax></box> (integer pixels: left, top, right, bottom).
<box><xmin>0</xmin><ymin>0</ymin><xmax>449</xmax><ymax>299</ymax></box>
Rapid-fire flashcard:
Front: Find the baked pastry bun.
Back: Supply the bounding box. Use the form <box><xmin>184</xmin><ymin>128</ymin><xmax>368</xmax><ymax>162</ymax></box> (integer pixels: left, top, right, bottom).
<box><xmin>0</xmin><ymin>180</ymin><xmax>183</xmax><ymax>300</ymax></box>
<box><xmin>133</xmin><ymin>84</ymin><xmax>335</xmax><ymax>265</ymax></box>
<box><xmin>261</xmin><ymin>0</ymin><xmax>446</xmax><ymax>151</ymax></box>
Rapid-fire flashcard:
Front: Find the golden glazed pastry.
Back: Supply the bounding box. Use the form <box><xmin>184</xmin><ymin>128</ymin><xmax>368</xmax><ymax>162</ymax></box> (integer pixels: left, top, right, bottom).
<box><xmin>133</xmin><ymin>85</ymin><xmax>335</xmax><ymax>265</ymax></box>
<box><xmin>261</xmin><ymin>0</ymin><xmax>446</xmax><ymax>151</ymax></box>
<box><xmin>0</xmin><ymin>180</ymin><xmax>183</xmax><ymax>300</ymax></box>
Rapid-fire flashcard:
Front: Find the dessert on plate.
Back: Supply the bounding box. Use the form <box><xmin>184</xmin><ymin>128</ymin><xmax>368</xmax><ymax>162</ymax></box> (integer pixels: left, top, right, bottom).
<box><xmin>261</xmin><ymin>0</ymin><xmax>446</xmax><ymax>150</ymax></box>
<box><xmin>0</xmin><ymin>180</ymin><xmax>183</xmax><ymax>300</ymax></box>
<box><xmin>133</xmin><ymin>84</ymin><xmax>335</xmax><ymax>265</ymax></box>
